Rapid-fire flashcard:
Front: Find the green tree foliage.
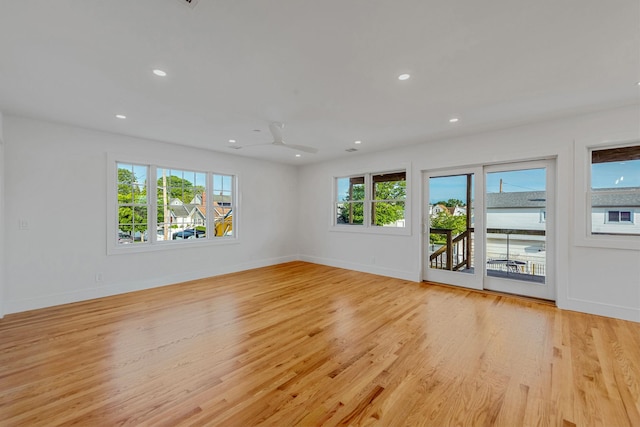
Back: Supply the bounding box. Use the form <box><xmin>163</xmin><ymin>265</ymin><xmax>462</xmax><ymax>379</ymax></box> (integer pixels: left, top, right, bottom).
<box><xmin>117</xmin><ymin>168</ymin><xmax>147</xmax><ymax>236</ymax></box>
<box><xmin>156</xmin><ymin>173</ymin><xmax>206</xmax><ymax>225</ymax></box>
<box><xmin>337</xmin><ymin>180</ymin><xmax>406</xmax><ymax>226</ymax></box>
<box><xmin>157</xmin><ymin>175</ymin><xmax>204</xmax><ymax>204</ymax></box>
<box><xmin>429</xmin><ymin>211</ymin><xmax>468</xmax><ymax>244</ymax></box>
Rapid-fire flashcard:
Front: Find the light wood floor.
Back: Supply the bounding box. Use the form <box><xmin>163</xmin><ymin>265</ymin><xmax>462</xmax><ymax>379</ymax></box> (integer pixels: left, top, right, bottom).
<box><xmin>1</xmin><ymin>262</ymin><xmax>639</xmax><ymax>426</ymax></box>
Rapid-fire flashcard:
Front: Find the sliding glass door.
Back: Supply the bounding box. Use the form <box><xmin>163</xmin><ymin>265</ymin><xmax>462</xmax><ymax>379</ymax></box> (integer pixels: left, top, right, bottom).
<box><xmin>423</xmin><ymin>160</ymin><xmax>555</xmax><ymax>300</ymax></box>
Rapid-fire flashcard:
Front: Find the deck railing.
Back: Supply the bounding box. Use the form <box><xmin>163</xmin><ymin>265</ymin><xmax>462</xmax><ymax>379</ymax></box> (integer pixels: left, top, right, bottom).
<box><xmin>429</xmin><ymin>228</ymin><xmax>546</xmax><ymax>275</ymax></box>
<box><xmin>429</xmin><ymin>228</ymin><xmax>473</xmax><ymax>271</ymax></box>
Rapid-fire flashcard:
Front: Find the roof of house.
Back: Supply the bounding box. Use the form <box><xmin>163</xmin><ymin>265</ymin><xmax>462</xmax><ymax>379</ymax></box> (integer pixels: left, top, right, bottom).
<box><xmin>487</xmin><ymin>189</ymin><xmax>640</xmax><ymax>209</ymax></box>
<box><xmin>486</xmin><ymin>191</ymin><xmax>547</xmax><ymax>209</ymax></box>
<box><xmin>592</xmin><ymin>188</ymin><xmax>640</xmax><ymax>207</ymax></box>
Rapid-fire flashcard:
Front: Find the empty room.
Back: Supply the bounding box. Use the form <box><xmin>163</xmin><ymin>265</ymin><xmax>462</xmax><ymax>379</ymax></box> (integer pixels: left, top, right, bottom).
<box><xmin>0</xmin><ymin>0</ymin><xmax>639</xmax><ymax>426</ymax></box>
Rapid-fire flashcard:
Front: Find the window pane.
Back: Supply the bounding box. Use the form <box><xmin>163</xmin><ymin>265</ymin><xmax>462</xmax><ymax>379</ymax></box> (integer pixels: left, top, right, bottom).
<box><xmin>337</xmin><ymin>176</ymin><xmax>365</xmax><ymax>202</ymax></box>
<box><xmin>372</xmin><ymin>201</ymin><xmax>405</xmax><ymax>227</ymax></box>
<box><xmin>336</xmin><ymin>202</ymin><xmax>364</xmax><ymax>225</ymax></box>
<box><xmin>373</xmin><ymin>172</ymin><xmax>406</xmax><ymax>201</ymax></box>
<box><xmin>590</xmin><ymin>144</ymin><xmax>640</xmax><ymax>235</ymax></box>
<box><xmin>212</xmin><ymin>174</ymin><xmax>233</xmax><ymax>238</ymax></box>
<box><xmin>117</xmin><ymin>162</ymin><xmax>148</xmax><ymax>245</ymax></box>
<box><xmin>157</xmin><ymin>167</ymin><xmax>207</xmax><ymax>240</ymax></box>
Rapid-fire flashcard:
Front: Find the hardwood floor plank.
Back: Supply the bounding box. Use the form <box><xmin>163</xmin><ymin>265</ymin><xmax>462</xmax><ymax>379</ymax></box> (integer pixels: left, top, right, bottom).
<box><xmin>1</xmin><ymin>261</ymin><xmax>639</xmax><ymax>426</ymax></box>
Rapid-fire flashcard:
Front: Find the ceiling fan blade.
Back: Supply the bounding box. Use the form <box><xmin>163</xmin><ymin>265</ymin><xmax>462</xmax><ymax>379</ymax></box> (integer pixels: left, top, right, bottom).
<box><xmin>281</xmin><ymin>143</ymin><xmax>318</xmax><ymax>154</ymax></box>
<box><xmin>268</xmin><ymin>121</ymin><xmax>284</xmax><ymax>143</ymax></box>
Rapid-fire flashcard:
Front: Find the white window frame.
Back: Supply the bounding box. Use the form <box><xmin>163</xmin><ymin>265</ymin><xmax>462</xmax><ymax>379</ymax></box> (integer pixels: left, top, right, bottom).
<box><xmin>107</xmin><ymin>155</ymin><xmax>238</xmax><ymax>255</ymax></box>
<box><xmin>573</xmin><ymin>137</ymin><xmax>640</xmax><ymax>250</ymax></box>
<box><xmin>331</xmin><ymin>166</ymin><xmax>410</xmax><ymax>235</ymax></box>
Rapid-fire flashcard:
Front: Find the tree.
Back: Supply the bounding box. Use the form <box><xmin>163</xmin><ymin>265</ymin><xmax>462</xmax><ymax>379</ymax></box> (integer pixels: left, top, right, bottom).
<box><xmin>337</xmin><ymin>180</ymin><xmax>406</xmax><ymax>226</ymax></box>
<box><xmin>157</xmin><ymin>175</ymin><xmax>203</xmax><ymax>204</ymax></box>
<box><xmin>429</xmin><ymin>210</ymin><xmax>467</xmax><ymax>244</ymax></box>
<box><xmin>156</xmin><ymin>174</ymin><xmax>205</xmax><ymax>225</ymax></box>
<box><xmin>117</xmin><ymin>168</ymin><xmax>147</xmax><ymax>238</ymax></box>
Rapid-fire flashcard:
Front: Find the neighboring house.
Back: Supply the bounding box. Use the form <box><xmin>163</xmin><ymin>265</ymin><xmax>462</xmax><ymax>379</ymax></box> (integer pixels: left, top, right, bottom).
<box><xmin>429</xmin><ymin>204</ymin><xmax>466</xmax><ymax>216</ymax></box>
<box><xmin>163</xmin><ymin>193</ymin><xmax>232</xmax><ymax>233</ymax></box>
<box><xmin>485</xmin><ymin>191</ymin><xmax>547</xmax><ymax>274</ymax></box>
<box><xmin>591</xmin><ymin>187</ymin><xmax>640</xmax><ymax>235</ymax></box>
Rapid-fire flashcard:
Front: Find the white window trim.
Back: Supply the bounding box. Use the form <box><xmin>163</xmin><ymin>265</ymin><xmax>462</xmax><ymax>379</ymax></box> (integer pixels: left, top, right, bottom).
<box><xmin>573</xmin><ymin>137</ymin><xmax>640</xmax><ymax>250</ymax></box>
<box><xmin>331</xmin><ymin>165</ymin><xmax>411</xmax><ymax>236</ymax></box>
<box><xmin>107</xmin><ymin>154</ymin><xmax>240</xmax><ymax>255</ymax></box>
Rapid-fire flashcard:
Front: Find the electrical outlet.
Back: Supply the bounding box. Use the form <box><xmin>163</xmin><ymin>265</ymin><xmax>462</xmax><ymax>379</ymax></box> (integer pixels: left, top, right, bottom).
<box><xmin>95</xmin><ymin>273</ymin><xmax>104</xmax><ymax>283</ymax></box>
<box><xmin>18</xmin><ymin>219</ymin><xmax>29</xmax><ymax>230</ymax></box>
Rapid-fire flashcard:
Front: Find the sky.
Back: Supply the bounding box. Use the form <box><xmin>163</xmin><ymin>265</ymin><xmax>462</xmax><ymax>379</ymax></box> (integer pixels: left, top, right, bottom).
<box><xmin>591</xmin><ymin>159</ymin><xmax>640</xmax><ymax>189</ymax></box>
<box><xmin>429</xmin><ymin>161</ymin><xmax>640</xmax><ymax>204</ymax></box>
<box><xmin>429</xmin><ymin>168</ymin><xmax>546</xmax><ymax>204</ymax></box>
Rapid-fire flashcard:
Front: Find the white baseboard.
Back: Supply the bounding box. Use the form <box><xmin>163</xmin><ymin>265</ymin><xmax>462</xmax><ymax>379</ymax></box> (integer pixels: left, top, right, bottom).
<box><xmin>4</xmin><ymin>255</ymin><xmax>299</xmax><ymax>315</ymax></box>
<box><xmin>299</xmin><ymin>254</ymin><xmax>420</xmax><ymax>282</ymax></box>
<box><xmin>560</xmin><ymin>297</ymin><xmax>640</xmax><ymax>323</ymax></box>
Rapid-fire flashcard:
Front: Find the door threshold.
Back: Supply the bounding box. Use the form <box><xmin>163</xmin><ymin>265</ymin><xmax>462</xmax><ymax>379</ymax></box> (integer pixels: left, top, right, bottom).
<box><xmin>423</xmin><ymin>280</ymin><xmax>556</xmax><ymax>306</ymax></box>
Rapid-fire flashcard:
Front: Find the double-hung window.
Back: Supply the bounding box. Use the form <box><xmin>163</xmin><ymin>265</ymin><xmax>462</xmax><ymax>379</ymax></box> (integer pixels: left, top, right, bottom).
<box><xmin>590</xmin><ymin>144</ymin><xmax>640</xmax><ymax>236</ymax></box>
<box><xmin>335</xmin><ymin>170</ymin><xmax>407</xmax><ymax>230</ymax></box>
<box><xmin>113</xmin><ymin>161</ymin><xmax>236</xmax><ymax>250</ymax></box>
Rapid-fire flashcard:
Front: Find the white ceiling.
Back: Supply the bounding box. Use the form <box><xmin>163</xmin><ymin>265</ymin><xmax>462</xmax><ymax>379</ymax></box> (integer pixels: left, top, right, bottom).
<box><xmin>0</xmin><ymin>0</ymin><xmax>638</xmax><ymax>165</ymax></box>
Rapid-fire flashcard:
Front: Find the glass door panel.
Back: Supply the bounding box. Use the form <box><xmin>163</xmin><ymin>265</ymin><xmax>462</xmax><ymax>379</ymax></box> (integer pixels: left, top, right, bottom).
<box><xmin>424</xmin><ymin>168</ymin><xmax>483</xmax><ymax>290</ymax></box>
<box><xmin>484</xmin><ymin>161</ymin><xmax>555</xmax><ymax>300</ymax></box>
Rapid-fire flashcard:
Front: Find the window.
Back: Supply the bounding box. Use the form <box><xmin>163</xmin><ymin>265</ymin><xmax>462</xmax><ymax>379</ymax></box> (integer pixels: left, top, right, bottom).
<box><xmin>540</xmin><ymin>209</ymin><xmax>546</xmax><ymax>223</ymax></box>
<box><xmin>115</xmin><ymin>161</ymin><xmax>236</xmax><ymax>248</ymax></box>
<box><xmin>335</xmin><ymin>170</ymin><xmax>407</xmax><ymax>230</ymax></box>
<box><xmin>117</xmin><ymin>163</ymin><xmax>149</xmax><ymax>244</ymax></box>
<box><xmin>605</xmin><ymin>210</ymin><xmax>633</xmax><ymax>224</ymax></box>
<box><xmin>157</xmin><ymin>168</ymin><xmax>207</xmax><ymax>241</ymax></box>
<box><xmin>336</xmin><ymin>176</ymin><xmax>365</xmax><ymax>225</ymax></box>
<box><xmin>372</xmin><ymin>172</ymin><xmax>406</xmax><ymax>227</ymax></box>
<box><xmin>590</xmin><ymin>144</ymin><xmax>640</xmax><ymax>236</ymax></box>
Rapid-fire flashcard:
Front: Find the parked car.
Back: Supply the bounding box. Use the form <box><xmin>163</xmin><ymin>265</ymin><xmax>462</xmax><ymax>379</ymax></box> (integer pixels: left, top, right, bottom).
<box><xmin>118</xmin><ymin>232</ymin><xmax>133</xmax><ymax>244</ymax></box>
<box><xmin>172</xmin><ymin>228</ymin><xmax>206</xmax><ymax>239</ymax></box>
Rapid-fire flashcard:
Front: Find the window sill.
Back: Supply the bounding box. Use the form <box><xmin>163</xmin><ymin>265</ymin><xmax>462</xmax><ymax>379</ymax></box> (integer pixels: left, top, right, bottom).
<box><xmin>330</xmin><ymin>225</ymin><xmax>411</xmax><ymax>236</ymax></box>
<box><xmin>107</xmin><ymin>236</ymin><xmax>240</xmax><ymax>255</ymax></box>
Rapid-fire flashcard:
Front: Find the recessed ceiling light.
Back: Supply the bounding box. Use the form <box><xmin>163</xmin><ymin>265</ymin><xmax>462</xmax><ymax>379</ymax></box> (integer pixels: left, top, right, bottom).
<box><xmin>229</xmin><ymin>139</ymin><xmax>236</xmax><ymax>143</ymax></box>
<box><xmin>115</xmin><ymin>114</ymin><xmax>127</xmax><ymax>119</ymax></box>
<box><xmin>295</xmin><ymin>154</ymin><xmax>302</xmax><ymax>158</ymax></box>
<box><xmin>636</xmin><ymin>81</ymin><xmax>640</xmax><ymax>86</ymax></box>
<box><xmin>449</xmin><ymin>117</ymin><xmax>459</xmax><ymax>123</ymax></box>
<box><xmin>398</xmin><ymin>74</ymin><xmax>411</xmax><ymax>81</ymax></box>
<box><xmin>354</xmin><ymin>140</ymin><xmax>362</xmax><ymax>144</ymax></box>
<box><xmin>152</xmin><ymin>69</ymin><xmax>167</xmax><ymax>77</ymax></box>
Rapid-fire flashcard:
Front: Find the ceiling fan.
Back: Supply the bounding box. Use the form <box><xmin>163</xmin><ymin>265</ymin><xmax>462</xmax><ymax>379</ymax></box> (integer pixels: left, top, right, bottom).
<box><xmin>229</xmin><ymin>122</ymin><xmax>318</xmax><ymax>154</ymax></box>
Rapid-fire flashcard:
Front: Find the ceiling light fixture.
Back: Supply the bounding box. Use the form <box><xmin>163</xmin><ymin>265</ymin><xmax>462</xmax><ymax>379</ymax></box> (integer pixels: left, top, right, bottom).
<box><xmin>115</xmin><ymin>114</ymin><xmax>127</xmax><ymax>119</ymax></box>
<box><xmin>398</xmin><ymin>74</ymin><xmax>411</xmax><ymax>81</ymax></box>
<box><xmin>449</xmin><ymin>117</ymin><xmax>459</xmax><ymax>123</ymax></box>
<box><xmin>354</xmin><ymin>140</ymin><xmax>362</xmax><ymax>144</ymax></box>
<box><xmin>295</xmin><ymin>154</ymin><xmax>302</xmax><ymax>158</ymax></box>
<box><xmin>152</xmin><ymin>69</ymin><xmax>167</xmax><ymax>77</ymax></box>
<box><xmin>229</xmin><ymin>139</ymin><xmax>236</xmax><ymax>143</ymax></box>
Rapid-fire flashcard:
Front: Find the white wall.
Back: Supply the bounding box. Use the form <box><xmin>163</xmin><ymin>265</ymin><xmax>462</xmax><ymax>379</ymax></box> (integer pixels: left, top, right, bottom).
<box><xmin>0</xmin><ymin>112</ymin><xmax>4</xmax><ymax>318</ymax></box>
<box><xmin>297</xmin><ymin>105</ymin><xmax>640</xmax><ymax>322</ymax></box>
<box><xmin>2</xmin><ymin>116</ymin><xmax>299</xmax><ymax>314</ymax></box>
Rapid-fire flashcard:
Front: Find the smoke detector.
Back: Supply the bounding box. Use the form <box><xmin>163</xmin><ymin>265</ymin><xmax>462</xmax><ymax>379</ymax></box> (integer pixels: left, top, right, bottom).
<box><xmin>177</xmin><ymin>0</ymin><xmax>199</xmax><ymax>8</ymax></box>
